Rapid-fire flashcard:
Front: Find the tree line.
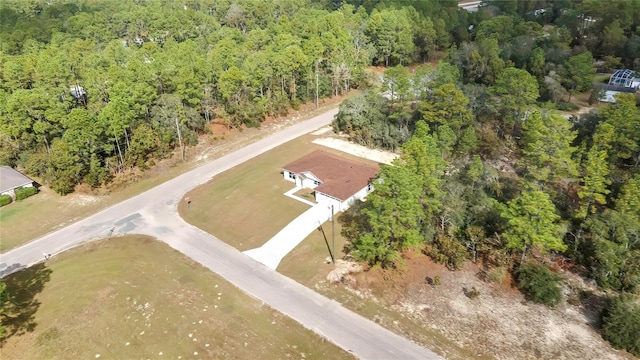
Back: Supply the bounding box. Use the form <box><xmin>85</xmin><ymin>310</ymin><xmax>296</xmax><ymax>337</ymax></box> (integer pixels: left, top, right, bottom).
<box><xmin>0</xmin><ymin>0</ymin><xmax>467</xmax><ymax>194</ymax></box>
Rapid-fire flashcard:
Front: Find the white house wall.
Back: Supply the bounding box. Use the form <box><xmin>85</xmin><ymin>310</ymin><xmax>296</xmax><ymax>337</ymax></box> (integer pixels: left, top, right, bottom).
<box><xmin>283</xmin><ymin>170</ymin><xmax>296</xmax><ymax>183</ymax></box>
<box><xmin>283</xmin><ymin>170</ymin><xmax>321</xmax><ymax>189</ymax></box>
<box><xmin>352</xmin><ymin>186</ymin><xmax>371</xmax><ymax>202</ymax></box>
<box><xmin>1</xmin><ymin>184</ymin><xmax>33</xmax><ymax>200</ymax></box>
<box><xmin>315</xmin><ymin>192</ymin><xmax>343</xmax><ymax>212</ymax></box>
<box><xmin>283</xmin><ymin>170</ymin><xmax>303</xmax><ymax>187</ymax></box>
<box><xmin>315</xmin><ymin>184</ymin><xmax>374</xmax><ymax>212</ymax></box>
<box><xmin>301</xmin><ymin>178</ymin><xmax>319</xmax><ymax>189</ymax></box>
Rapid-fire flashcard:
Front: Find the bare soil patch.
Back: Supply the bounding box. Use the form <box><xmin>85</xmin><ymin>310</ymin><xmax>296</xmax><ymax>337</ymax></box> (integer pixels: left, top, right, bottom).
<box><xmin>312</xmin><ymin>135</ymin><xmax>399</xmax><ymax>164</ymax></box>
<box><xmin>344</xmin><ymin>251</ymin><xmax>635</xmax><ymax>360</ymax></box>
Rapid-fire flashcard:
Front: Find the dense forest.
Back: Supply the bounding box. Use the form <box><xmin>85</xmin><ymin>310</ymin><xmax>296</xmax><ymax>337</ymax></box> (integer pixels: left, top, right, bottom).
<box><xmin>1</xmin><ymin>0</ymin><xmax>639</xmax><ymax>354</ymax></box>
<box><xmin>0</xmin><ymin>0</ymin><xmax>467</xmax><ymax>194</ymax></box>
<box><xmin>330</xmin><ymin>0</ymin><xmax>640</xmax><ymax>356</ymax></box>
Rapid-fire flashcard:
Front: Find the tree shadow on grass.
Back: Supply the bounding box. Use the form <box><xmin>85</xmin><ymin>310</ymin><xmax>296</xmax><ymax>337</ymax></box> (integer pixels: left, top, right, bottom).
<box><xmin>1</xmin><ymin>262</ymin><xmax>52</xmax><ymax>344</ymax></box>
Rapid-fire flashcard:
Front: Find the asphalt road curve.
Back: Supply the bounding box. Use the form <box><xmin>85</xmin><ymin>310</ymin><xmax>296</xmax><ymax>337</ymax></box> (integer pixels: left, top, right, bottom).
<box><xmin>1</xmin><ymin>107</ymin><xmax>442</xmax><ymax>360</ymax></box>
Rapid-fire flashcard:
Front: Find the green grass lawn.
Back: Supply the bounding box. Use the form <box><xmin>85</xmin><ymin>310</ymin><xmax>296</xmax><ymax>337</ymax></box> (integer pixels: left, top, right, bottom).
<box><xmin>593</xmin><ymin>73</ymin><xmax>611</xmax><ymax>84</ymax></box>
<box><xmin>278</xmin><ymin>217</ymin><xmax>348</xmax><ymax>283</ymax></box>
<box><xmin>180</xmin><ymin>134</ymin><xmax>378</xmax><ymax>252</ymax></box>
<box><xmin>180</xmin><ymin>136</ymin><xmax>316</xmax><ymax>251</ymax></box>
<box><xmin>180</xmin><ymin>135</ymin><xmax>484</xmax><ymax>360</ymax></box>
<box><xmin>0</xmin><ymin>235</ymin><xmax>353</xmax><ymax>360</ymax></box>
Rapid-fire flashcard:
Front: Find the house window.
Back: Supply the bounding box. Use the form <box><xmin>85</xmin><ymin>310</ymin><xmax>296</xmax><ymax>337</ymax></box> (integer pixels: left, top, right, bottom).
<box><xmin>367</xmin><ymin>183</ymin><xmax>373</xmax><ymax>192</ymax></box>
<box><xmin>314</xmin><ymin>180</ymin><xmax>321</xmax><ymax>186</ymax></box>
<box><xmin>288</xmin><ymin>172</ymin><xmax>296</xmax><ymax>180</ymax></box>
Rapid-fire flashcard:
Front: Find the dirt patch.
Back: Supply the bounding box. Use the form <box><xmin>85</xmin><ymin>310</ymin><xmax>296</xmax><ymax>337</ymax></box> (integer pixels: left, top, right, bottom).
<box><xmin>344</xmin><ymin>251</ymin><xmax>633</xmax><ymax>360</ymax></box>
<box><xmin>327</xmin><ymin>259</ymin><xmax>364</xmax><ymax>283</ymax></box>
<box><xmin>313</xmin><ymin>136</ymin><xmax>399</xmax><ymax>165</ymax></box>
<box><xmin>67</xmin><ymin>193</ymin><xmax>101</xmax><ymax>207</ymax></box>
<box><xmin>210</xmin><ymin>119</ymin><xmax>230</xmax><ymax>135</ymax></box>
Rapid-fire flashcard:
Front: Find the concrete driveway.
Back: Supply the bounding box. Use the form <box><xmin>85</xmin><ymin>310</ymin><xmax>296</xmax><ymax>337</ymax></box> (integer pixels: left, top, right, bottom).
<box><xmin>244</xmin><ymin>203</ymin><xmax>332</xmax><ymax>269</ymax></box>
<box><xmin>0</xmin><ymin>107</ymin><xmax>442</xmax><ymax>360</ymax></box>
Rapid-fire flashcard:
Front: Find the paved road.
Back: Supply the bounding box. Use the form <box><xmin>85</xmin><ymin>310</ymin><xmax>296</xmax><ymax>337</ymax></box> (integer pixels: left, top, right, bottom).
<box><xmin>0</xmin><ymin>108</ymin><xmax>442</xmax><ymax>360</ymax></box>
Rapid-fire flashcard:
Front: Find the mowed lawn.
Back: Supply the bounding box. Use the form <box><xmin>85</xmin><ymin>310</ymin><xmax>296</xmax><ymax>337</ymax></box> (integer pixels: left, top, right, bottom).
<box><xmin>0</xmin><ymin>235</ymin><xmax>353</xmax><ymax>360</ymax></box>
<box><xmin>0</xmin><ymin>187</ymin><xmax>108</xmax><ymax>252</ymax></box>
<box><xmin>278</xmin><ymin>218</ymin><xmax>349</xmax><ymax>283</ymax></box>
<box><xmin>182</xmin><ymin>135</ymin><xmax>336</xmax><ymax>251</ymax></box>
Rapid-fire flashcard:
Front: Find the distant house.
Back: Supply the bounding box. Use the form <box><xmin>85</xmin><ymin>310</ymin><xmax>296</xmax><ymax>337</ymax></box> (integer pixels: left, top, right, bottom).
<box><xmin>0</xmin><ymin>166</ymin><xmax>35</xmax><ymax>199</ymax></box>
<box><xmin>596</xmin><ymin>69</ymin><xmax>640</xmax><ymax>103</ymax></box>
<box><xmin>282</xmin><ymin>150</ymin><xmax>379</xmax><ymax>212</ymax></box>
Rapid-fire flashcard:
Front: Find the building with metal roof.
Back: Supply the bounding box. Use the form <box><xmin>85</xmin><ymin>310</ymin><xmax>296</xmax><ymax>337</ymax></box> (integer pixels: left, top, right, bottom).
<box><xmin>608</xmin><ymin>69</ymin><xmax>640</xmax><ymax>88</ymax></box>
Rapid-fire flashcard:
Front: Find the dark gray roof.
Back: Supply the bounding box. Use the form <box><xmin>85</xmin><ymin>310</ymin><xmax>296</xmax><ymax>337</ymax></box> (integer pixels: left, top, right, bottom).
<box><xmin>0</xmin><ymin>166</ymin><xmax>34</xmax><ymax>193</ymax></box>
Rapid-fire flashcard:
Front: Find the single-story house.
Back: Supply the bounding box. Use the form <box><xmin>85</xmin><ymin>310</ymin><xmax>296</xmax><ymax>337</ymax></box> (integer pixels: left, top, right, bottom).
<box><xmin>0</xmin><ymin>166</ymin><xmax>35</xmax><ymax>199</ymax></box>
<box><xmin>282</xmin><ymin>150</ymin><xmax>379</xmax><ymax>212</ymax></box>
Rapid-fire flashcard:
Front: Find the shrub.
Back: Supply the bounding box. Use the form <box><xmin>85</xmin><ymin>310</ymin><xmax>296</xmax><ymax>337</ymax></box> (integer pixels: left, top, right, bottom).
<box><xmin>556</xmin><ymin>102</ymin><xmax>579</xmax><ymax>111</ymax></box>
<box><xmin>0</xmin><ymin>195</ymin><xmax>11</xmax><ymax>207</ymax></box>
<box><xmin>424</xmin><ymin>234</ymin><xmax>468</xmax><ymax>270</ymax></box>
<box><xmin>601</xmin><ymin>293</ymin><xmax>640</xmax><ymax>357</ymax></box>
<box><xmin>484</xmin><ymin>266</ymin><xmax>507</xmax><ymax>284</ymax></box>
<box><xmin>516</xmin><ymin>263</ymin><xmax>562</xmax><ymax>307</ymax></box>
<box><xmin>14</xmin><ymin>186</ymin><xmax>37</xmax><ymax>201</ymax></box>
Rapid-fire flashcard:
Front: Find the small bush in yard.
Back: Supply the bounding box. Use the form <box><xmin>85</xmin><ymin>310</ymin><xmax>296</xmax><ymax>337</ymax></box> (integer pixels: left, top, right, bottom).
<box><xmin>0</xmin><ymin>195</ymin><xmax>11</xmax><ymax>207</ymax></box>
<box><xmin>15</xmin><ymin>186</ymin><xmax>37</xmax><ymax>200</ymax></box>
<box><xmin>601</xmin><ymin>293</ymin><xmax>640</xmax><ymax>357</ymax></box>
<box><xmin>516</xmin><ymin>263</ymin><xmax>562</xmax><ymax>307</ymax></box>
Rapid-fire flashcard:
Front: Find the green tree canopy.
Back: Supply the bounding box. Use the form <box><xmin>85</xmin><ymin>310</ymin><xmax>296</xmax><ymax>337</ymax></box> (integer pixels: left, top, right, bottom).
<box><xmin>488</xmin><ymin>67</ymin><xmax>539</xmax><ymax>130</ymax></box>
<box><xmin>499</xmin><ymin>188</ymin><xmax>567</xmax><ymax>263</ymax></box>
<box><xmin>563</xmin><ymin>52</ymin><xmax>595</xmax><ymax>93</ymax></box>
<box><xmin>520</xmin><ymin>111</ymin><xmax>578</xmax><ymax>185</ymax></box>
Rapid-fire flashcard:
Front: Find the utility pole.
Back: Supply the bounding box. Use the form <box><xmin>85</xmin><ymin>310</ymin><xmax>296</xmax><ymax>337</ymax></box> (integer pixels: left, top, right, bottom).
<box><xmin>331</xmin><ymin>204</ymin><xmax>335</xmax><ymax>264</ymax></box>
<box><xmin>175</xmin><ymin>116</ymin><xmax>185</xmax><ymax>162</ymax></box>
<box><xmin>315</xmin><ymin>71</ymin><xmax>319</xmax><ymax>109</ymax></box>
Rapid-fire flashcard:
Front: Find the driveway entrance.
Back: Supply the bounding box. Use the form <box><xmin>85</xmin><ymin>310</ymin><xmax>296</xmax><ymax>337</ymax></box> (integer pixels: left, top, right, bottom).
<box><xmin>244</xmin><ymin>203</ymin><xmax>331</xmax><ymax>269</ymax></box>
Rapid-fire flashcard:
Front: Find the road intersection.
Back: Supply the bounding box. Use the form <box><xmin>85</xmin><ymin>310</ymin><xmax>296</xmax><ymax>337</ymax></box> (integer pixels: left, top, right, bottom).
<box><xmin>0</xmin><ymin>107</ymin><xmax>442</xmax><ymax>359</ymax></box>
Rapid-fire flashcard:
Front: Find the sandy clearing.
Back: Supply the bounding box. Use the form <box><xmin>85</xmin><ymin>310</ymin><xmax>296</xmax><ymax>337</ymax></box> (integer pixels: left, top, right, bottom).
<box><xmin>313</xmin><ymin>137</ymin><xmax>399</xmax><ymax>165</ymax></box>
